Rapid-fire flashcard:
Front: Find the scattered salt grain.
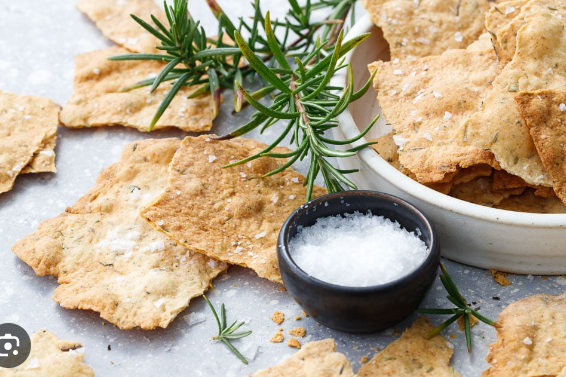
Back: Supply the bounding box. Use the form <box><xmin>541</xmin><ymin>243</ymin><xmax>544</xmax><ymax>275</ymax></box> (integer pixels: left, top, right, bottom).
<box><xmin>454</xmin><ymin>32</ymin><xmax>463</xmax><ymax>42</ymax></box>
<box><xmin>154</xmin><ymin>298</ymin><xmax>165</xmax><ymax>308</ymax></box>
<box><xmin>393</xmin><ymin>69</ymin><xmax>403</xmax><ymax>75</ymax></box>
<box><xmin>559</xmin><ymin>103</ymin><xmax>566</xmax><ymax>112</ymax></box>
<box><xmin>93</xmin><ymin>68</ymin><xmax>100</xmax><ymax>75</ymax></box>
<box><xmin>208</xmin><ymin>155</ymin><xmax>217</xmax><ymax>163</ymax></box>
<box><xmin>523</xmin><ymin>336</ymin><xmax>532</xmax><ymax>345</ymax></box>
<box><xmin>25</xmin><ymin>358</ymin><xmax>40</xmax><ymax>370</ymax></box>
<box><xmin>254</xmin><ymin>231</ymin><xmax>267</xmax><ymax>239</ymax></box>
<box><xmin>443</xmin><ymin>111</ymin><xmax>453</xmax><ymax>121</ymax></box>
<box><xmin>289</xmin><ymin>195</ymin><xmax>296</xmax><ymax>200</ymax></box>
<box><xmin>288</xmin><ymin>211</ymin><xmax>429</xmax><ymax>287</ymax></box>
<box><xmin>505</xmin><ymin>5</ymin><xmax>516</xmax><ymax>14</ymax></box>
<box><xmin>433</xmin><ymin>91</ymin><xmax>443</xmax><ymax>98</ymax></box>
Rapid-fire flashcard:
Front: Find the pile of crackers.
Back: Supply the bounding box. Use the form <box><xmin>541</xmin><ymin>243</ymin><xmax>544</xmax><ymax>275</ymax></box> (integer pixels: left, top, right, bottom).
<box><xmin>365</xmin><ymin>0</ymin><xmax>566</xmax><ymax>213</ymax></box>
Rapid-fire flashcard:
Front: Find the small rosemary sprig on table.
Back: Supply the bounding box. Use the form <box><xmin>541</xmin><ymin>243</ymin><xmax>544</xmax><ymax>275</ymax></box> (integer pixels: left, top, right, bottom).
<box><xmin>203</xmin><ymin>295</ymin><xmax>252</xmax><ymax>364</ymax></box>
<box><xmin>418</xmin><ymin>263</ymin><xmax>496</xmax><ymax>353</ymax></box>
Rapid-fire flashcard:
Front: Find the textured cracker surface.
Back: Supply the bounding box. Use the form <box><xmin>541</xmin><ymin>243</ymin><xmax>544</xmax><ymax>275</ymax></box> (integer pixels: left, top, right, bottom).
<box><xmin>243</xmin><ymin>339</ymin><xmax>354</xmax><ymax>377</ymax></box>
<box><xmin>516</xmin><ymin>90</ymin><xmax>566</xmax><ymax>205</ymax></box>
<box><xmin>76</xmin><ymin>0</ymin><xmax>166</xmax><ymax>53</ymax></box>
<box><xmin>21</xmin><ymin>133</ymin><xmax>57</xmax><ymax>174</ymax></box>
<box><xmin>140</xmin><ymin>136</ymin><xmax>327</xmax><ymax>284</ymax></box>
<box><xmin>462</xmin><ymin>6</ymin><xmax>566</xmax><ymax>187</ymax></box>
<box><xmin>361</xmin><ymin>0</ymin><xmax>491</xmax><ymax>60</ymax></box>
<box><xmin>495</xmin><ymin>188</ymin><xmax>566</xmax><ymax>213</ymax></box>
<box><xmin>369</xmin><ymin>48</ymin><xmax>500</xmax><ymax>183</ymax></box>
<box><xmin>483</xmin><ymin>293</ymin><xmax>566</xmax><ymax>376</ymax></box>
<box><xmin>59</xmin><ymin>47</ymin><xmax>215</xmax><ymax>132</ymax></box>
<box><xmin>12</xmin><ymin>139</ymin><xmax>227</xmax><ymax>330</ymax></box>
<box><xmin>358</xmin><ymin>317</ymin><xmax>461</xmax><ymax>377</ymax></box>
<box><xmin>0</xmin><ymin>90</ymin><xmax>59</xmax><ymax>194</ymax></box>
<box><xmin>449</xmin><ymin>175</ymin><xmax>525</xmax><ymax>207</ymax></box>
<box><xmin>0</xmin><ymin>330</ymin><xmax>94</xmax><ymax>377</ymax></box>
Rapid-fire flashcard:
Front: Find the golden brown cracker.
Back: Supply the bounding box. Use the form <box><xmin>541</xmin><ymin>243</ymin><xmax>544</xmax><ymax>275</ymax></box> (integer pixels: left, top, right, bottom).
<box><xmin>271</xmin><ymin>311</ymin><xmax>285</xmax><ymax>325</ymax></box>
<box><xmin>270</xmin><ymin>332</ymin><xmax>284</xmax><ymax>343</ymax></box>
<box><xmin>362</xmin><ymin>0</ymin><xmax>492</xmax><ymax>60</ymax></box>
<box><xmin>12</xmin><ymin>139</ymin><xmax>227</xmax><ymax>330</ymax></box>
<box><xmin>358</xmin><ymin>317</ymin><xmax>461</xmax><ymax>377</ymax></box>
<box><xmin>140</xmin><ymin>136</ymin><xmax>327</xmax><ymax>284</ymax></box>
<box><xmin>76</xmin><ymin>0</ymin><xmax>166</xmax><ymax>53</ymax></box>
<box><xmin>490</xmin><ymin>269</ymin><xmax>512</xmax><ymax>286</ymax></box>
<box><xmin>495</xmin><ymin>188</ymin><xmax>566</xmax><ymax>213</ymax></box>
<box><xmin>369</xmin><ymin>133</ymin><xmax>401</xmax><ymax>170</ymax></box>
<box><xmin>59</xmin><ymin>47</ymin><xmax>215</xmax><ymax>132</ymax></box>
<box><xmin>244</xmin><ymin>339</ymin><xmax>354</xmax><ymax>377</ymax></box>
<box><xmin>369</xmin><ymin>48</ymin><xmax>501</xmax><ymax>183</ymax></box>
<box><xmin>462</xmin><ymin>7</ymin><xmax>566</xmax><ymax>187</ymax></box>
<box><xmin>3</xmin><ymin>330</ymin><xmax>94</xmax><ymax>377</ymax></box>
<box><xmin>516</xmin><ymin>90</ymin><xmax>566</xmax><ymax>205</ymax></box>
<box><xmin>288</xmin><ymin>327</ymin><xmax>306</xmax><ymax>337</ymax></box>
<box><xmin>21</xmin><ymin>133</ymin><xmax>57</xmax><ymax>174</ymax></box>
<box><xmin>0</xmin><ymin>91</ymin><xmax>59</xmax><ymax>194</ymax></box>
<box><xmin>449</xmin><ymin>176</ymin><xmax>525</xmax><ymax>207</ymax></box>
<box><xmin>288</xmin><ymin>338</ymin><xmax>301</xmax><ymax>349</ymax></box>
<box><xmin>483</xmin><ymin>293</ymin><xmax>566</xmax><ymax>376</ymax></box>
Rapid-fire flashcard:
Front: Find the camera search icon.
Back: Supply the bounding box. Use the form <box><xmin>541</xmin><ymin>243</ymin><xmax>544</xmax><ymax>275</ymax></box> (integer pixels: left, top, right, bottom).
<box><xmin>0</xmin><ymin>323</ymin><xmax>31</xmax><ymax>369</ymax></box>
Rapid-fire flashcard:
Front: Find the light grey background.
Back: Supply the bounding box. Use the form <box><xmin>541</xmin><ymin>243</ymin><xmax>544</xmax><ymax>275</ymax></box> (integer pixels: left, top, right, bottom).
<box><xmin>1</xmin><ymin>1</ymin><xmax>565</xmax><ymax>376</ymax></box>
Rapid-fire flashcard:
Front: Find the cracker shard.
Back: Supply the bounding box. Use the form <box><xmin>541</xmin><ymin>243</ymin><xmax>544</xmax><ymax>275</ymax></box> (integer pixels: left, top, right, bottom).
<box><xmin>76</xmin><ymin>0</ymin><xmax>166</xmax><ymax>53</ymax></box>
<box><xmin>358</xmin><ymin>317</ymin><xmax>461</xmax><ymax>377</ymax></box>
<box><xmin>3</xmin><ymin>330</ymin><xmax>94</xmax><ymax>377</ymax></box>
<box><xmin>462</xmin><ymin>6</ymin><xmax>566</xmax><ymax>187</ymax></box>
<box><xmin>362</xmin><ymin>0</ymin><xmax>492</xmax><ymax>60</ymax></box>
<box><xmin>59</xmin><ymin>47</ymin><xmax>216</xmax><ymax>133</ymax></box>
<box><xmin>483</xmin><ymin>293</ymin><xmax>566</xmax><ymax>377</ymax></box>
<box><xmin>516</xmin><ymin>90</ymin><xmax>566</xmax><ymax>206</ymax></box>
<box><xmin>13</xmin><ymin>139</ymin><xmax>227</xmax><ymax>330</ymax></box>
<box><xmin>0</xmin><ymin>90</ymin><xmax>59</xmax><ymax>194</ymax></box>
<box><xmin>369</xmin><ymin>48</ymin><xmax>501</xmax><ymax>184</ymax></box>
<box><xmin>244</xmin><ymin>339</ymin><xmax>354</xmax><ymax>377</ymax></box>
<box><xmin>140</xmin><ymin>136</ymin><xmax>327</xmax><ymax>284</ymax></box>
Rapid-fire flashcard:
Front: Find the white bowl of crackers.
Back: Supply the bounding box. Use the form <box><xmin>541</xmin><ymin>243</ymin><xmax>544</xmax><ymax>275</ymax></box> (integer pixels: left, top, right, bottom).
<box><xmin>331</xmin><ymin>2</ymin><xmax>566</xmax><ymax>275</ymax></box>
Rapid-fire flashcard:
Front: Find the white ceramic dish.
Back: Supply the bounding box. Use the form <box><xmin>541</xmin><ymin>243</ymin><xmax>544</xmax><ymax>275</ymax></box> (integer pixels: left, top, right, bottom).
<box><xmin>330</xmin><ymin>14</ymin><xmax>566</xmax><ymax>275</ymax></box>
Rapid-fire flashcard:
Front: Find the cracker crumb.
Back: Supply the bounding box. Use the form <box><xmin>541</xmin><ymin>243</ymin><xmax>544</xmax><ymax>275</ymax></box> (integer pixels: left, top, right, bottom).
<box><xmin>361</xmin><ymin>356</ymin><xmax>369</xmax><ymax>364</ymax></box>
<box><xmin>288</xmin><ymin>327</ymin><xmax>306</xmax><ymax>337</ymax></box>
<box><xmin>295</xmin><ymin>316</ymin><xmax>302</xmax><ymax>321</ymax></box>
<box><xmin>490</xmin><ymin>269</ymin><xmax>512</xmax><ymax>286</ymax></box>
<box><xmin>458</xmin><ymin>314</ymin><xmax>479</xmax><ymax>331</ymax></box>
<box><xmin>271</xmin><ymin>311</ymin><xmax>285</xmax><ymax>325</ymax></box>
<box><xmin>270</xmin><ymin>332</ymin><xmax>284</xmax><ymax>343</ymax></box>
<box><xmin>301</xmin><ymin>310</ymin><xmax>309</xmax><ymax>317</ymax></box>
<box><xmin>288</xmin><ymin>338</ymin><xmax>301</xmax><ymax>349</ymax></box>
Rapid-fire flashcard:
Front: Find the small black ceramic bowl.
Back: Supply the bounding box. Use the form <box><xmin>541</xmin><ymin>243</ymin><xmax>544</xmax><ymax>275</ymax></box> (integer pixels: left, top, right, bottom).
<box><xmin>277</xmin><ymin>190</ymin><xmax>440</xmax><ymax>334</ymax></box>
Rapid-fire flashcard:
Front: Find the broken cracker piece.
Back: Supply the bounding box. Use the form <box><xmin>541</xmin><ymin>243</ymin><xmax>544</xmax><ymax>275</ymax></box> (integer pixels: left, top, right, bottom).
<box><xmin>59</xmin><ymin>47</ymin><xmax>216</xmax><ymax>133</ymax></box>
<box><xmin>3</xmin><ymin>330</ymin><xmax>93</xmax><ymax>377</ymax></box>
<box><xmin>289</xmin><ymin>327</ymin><xmax>306</xmax><ymax>338</ymax></box>
<box><xmin>0</xmin><ymin>90</ymin><xmax>59</xmax><ymax>194</ymax></box>
<box><xmin>483</xmin><ymin>293</ymin><xmax>566</xmax><ymax>376</ymax></box>
<box><xmin>244</xmin><ymin>339</ymin><xmax>353</xmax><ymax>377</ymax></box>
<box><xmin>271</xmin><ymin>311</ymin><xmax>285</xmax><ymax>325</ymax></box>
<box><xmin>449</xmin><ymin>176</ymin><xmax>525</xmax><ymax>207</ymax></box>
<box><xmin>76</xmin><ymin>0</ymin><xmax>166</xmax><ymax>53</ymax></box>
<box><xmin>287</xmin><ymin>338</ymin><xmax>301</xmax><ymax>349</ymax></box>
<box><xmin>458</xmin><ymin>314</ymin><xmax>479</xmax><ymax>331</ymax></box>
<box><xmin>270</xmin><ymin>332</ymin><xmax>284</xmax><ymax>343</ymax></box>
<box><xmin>12</xmin><ymin>139</ymin><xmax>227</xmax><ymax>330</ymax></box>
<box><xmin>21</xmin><ymin>133</ymin><xmax>57</xmax><ymax>174</ymax></box>
<box><xmin>490</xmin><ymin>269</ymin><xmax>511</xmax><ymax>286</ymax></box>
<box><xmin>369</xmin><ymin>47</ymin><xmax>500</xmax><ymax>184</ymax></box>
<box><xmin>495</xmin><ymin>188</ymin><xmax>566</xmax><ymax>213</ymax></box>
<box><xmin>140</xmin><ymin>136</ymin><xmax>327</xmax><ymax>284</ymax></box>
<box><xmin>358</xmin><ymin>317</ymin><xmax>461</xmax><ymax>377</ymax></box>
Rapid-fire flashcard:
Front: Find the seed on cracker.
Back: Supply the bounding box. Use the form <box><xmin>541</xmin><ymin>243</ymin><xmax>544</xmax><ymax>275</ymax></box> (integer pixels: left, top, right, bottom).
<box><xmin>358</xmin><ymin>317</ymin><xmax>462</xmax><ymax>377</ymax></box>
<box><xmin>140</xmin><ymin>136</ymin><xmax>327</xmax><ymax>283</ymax></box>
<box><xmin>0</xmin><ymin>90</ymin><xmax>59</xmax><ymax>194</ymax></box>
<box><xmin>288</xmin><ymin>327</ymin><xmax>306</xmax><ymax>338</ymax></box>
<box><xmin>271</xmin><ymin>311</ymin><xmax>285</xmax><ymax>325</ymax></box>
<box><xmin>13</xmin><ymin>139</ymin><xmax>227</xmax><ymax>330</ymax></box>
<box><xmin>59</xmin><ymin>47</ymin><xmax>216</xmax><ymax>133</ymax></box>
<box><xmin>270</xmin><ymin>332</ymin><xmax>284</xmax><ymax>343</ymax></box>
<box><xmin>287</xmin><ymin>338</ymin><xmax>301</xmax><ymax>349</ymax></box>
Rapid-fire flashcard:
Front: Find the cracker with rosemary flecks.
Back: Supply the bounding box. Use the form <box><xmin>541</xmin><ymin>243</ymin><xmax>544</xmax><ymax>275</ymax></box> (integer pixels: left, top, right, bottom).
<box><xmin>483</xmin><ymin>293</ymin><xmax>566</xmax><ymax>377</ymax></box>
<box><xmin>13</xmin><ymin>139</ymin><xmax>227</xmax><ymax>330</ymax></box>
<box><xmin>59</xmin><ymin>46</ymin><xmax>216</xmax><ymax>132</ymax></box>
<box><xmin>76</xmin><ymin>0</ymin><xmax>166</xmax><ymax>53</ymax></box>
<box><xmin>3</xmin><ymin>330</ymin><xmax>94</xmax><ymax>377</ymax></box>
<box><xmin>369</xmin><ymin>47</ymin><xmax>500</xmax><ymax>184</ymax></box>
<box><xmin>0</xmin><ymin>91</ymin><xmax>59</xmax><ymax>194</ymax></box>
<box><xmin>140</xmin><ymin>136</ymin><xmax>327</xmax><ymax>284</ymax></box>
<box><xmin>361</xmin><ymin>0</ymin><xmax>492</xmax><ymax>60</ymax></box>
<box><xmin>358</xmin><ymin>317</ymin><xmax>461</xmax><ymax>377</ymax></box>
<box><xmin>462</xmin><ymin>6</ymin><xmax>566</xmax><ymax>188</ymax></box>
<box><xmin>244</xmin><ymin>339</ymin><xmax>354</xmax><ymax>377</ymax></box>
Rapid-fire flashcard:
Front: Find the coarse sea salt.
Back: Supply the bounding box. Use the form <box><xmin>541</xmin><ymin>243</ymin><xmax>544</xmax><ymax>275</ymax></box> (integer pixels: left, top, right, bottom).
<box><xmin>288</xmin><ymin>211</ymin><xmax>429</xmax><ymax>287</ymax></box>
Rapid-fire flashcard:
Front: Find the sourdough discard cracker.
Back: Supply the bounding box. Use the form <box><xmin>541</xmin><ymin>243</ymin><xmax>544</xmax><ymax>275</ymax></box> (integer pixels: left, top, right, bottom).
<box><xmin>1</xmin><ymin>330</ymin><xmax>94</xmax><ymax>377</ymax></box>
<box><xmin>358</xmin><ymin>317</ymin><xmax>461</xmax><ymax>377</ymax></box>
<box><xmin>0</xmin><ymin>91</ymin><xmax>59</xmax><ymax>194</ymax></box>
<box><xmin>59</xmin><ymin>47</ymin><xmax>216</xmax><ymax>132</ymax></box>
<box><xmin>361</xmin><ymin>0</ymin><xmax>492</xmax><ymax>60</ymax></box>
<box><xmin>76</xmin><ymin>0</ymin><xmax>166</xmax><ymax>53</ymax></box>
<box><xmin>21</xmin><ymin>134</ymin><xmax>57</xmax><ymax>174</ymax></box>
<box><xmin>462</xmin><ymin>7</ymin><xmax>566</xmax><ymax>187</ymax></box>
<box><xmin>369</xmin><ymin>133</ymin><xmax>401</xmax><ymax>170</ymax></box>
<box><xmin>13</xmin><ymin>139</ymin><xmax>226</xmax><ymax>330</ymax></box>
<box><xmin>369</xmin><ymin>48</ymin><xmax>500</xmax><ymax>183</ymax></box>
<box><xmin>483</xmin><ymin>293</ymin><xmax>566</xmax><ymax>377</ymax></box>
<box><xmin>449</xmin><ymin>176</ymin><xmax>525</xmax><ymax>207</ymax></box>
<box><xmin>140</xmin><ymin>136</ymin><xmax>327</xmax><ymax>284</ymax></box>
<box><xmin>244</xmin><ymin>339</ymin><xmax>354</xmax><ymax>377</ymax></box>
<box><xmin>495</xmin><ymin>188</ymin><xmax>566</xmax><ymax>213</ymax></box>
<box><xmin>516</xmin><ymin>90</ymin><xmax>566</xmax><ymax>205</ymax></box>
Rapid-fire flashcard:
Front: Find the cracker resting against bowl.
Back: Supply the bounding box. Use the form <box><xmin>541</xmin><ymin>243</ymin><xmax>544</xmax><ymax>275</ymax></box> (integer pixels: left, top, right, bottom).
<box><xmin>1</xmin><ymin>330</ymin><xmax>94</xmax><ymax>377</ymax></box>
<box><xmin>13</xmin><ymin>139</ymin><xmax>227</xmax><ymax>330</ymax></box>
<box><xmin>140</xmin><ymin>136</ymin><xmax>327</xmax><ymax>284</ymax></box>
<box><xmin>0</xmin><ymin>90</ymin><xmax>59</xmax><ymax>194</ymax></box>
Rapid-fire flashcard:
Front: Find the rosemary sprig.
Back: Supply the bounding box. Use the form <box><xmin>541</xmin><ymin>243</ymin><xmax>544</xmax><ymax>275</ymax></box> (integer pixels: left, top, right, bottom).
<box><xmin>203</xmin><ymin>295</ymin><xmax>252</xmax><ymax>365</ymax></box>
<box><xmin>417</xmin><ymin>263</ymin><xmax>496</xmax><ymax>353</ymax></box>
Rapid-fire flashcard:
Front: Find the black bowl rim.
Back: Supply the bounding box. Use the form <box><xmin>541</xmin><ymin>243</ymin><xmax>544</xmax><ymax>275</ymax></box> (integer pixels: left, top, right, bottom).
<box><xmin>277</xmin><ymin>190</ymin><xmax>440</xmax><ymax>293</ymax></box>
